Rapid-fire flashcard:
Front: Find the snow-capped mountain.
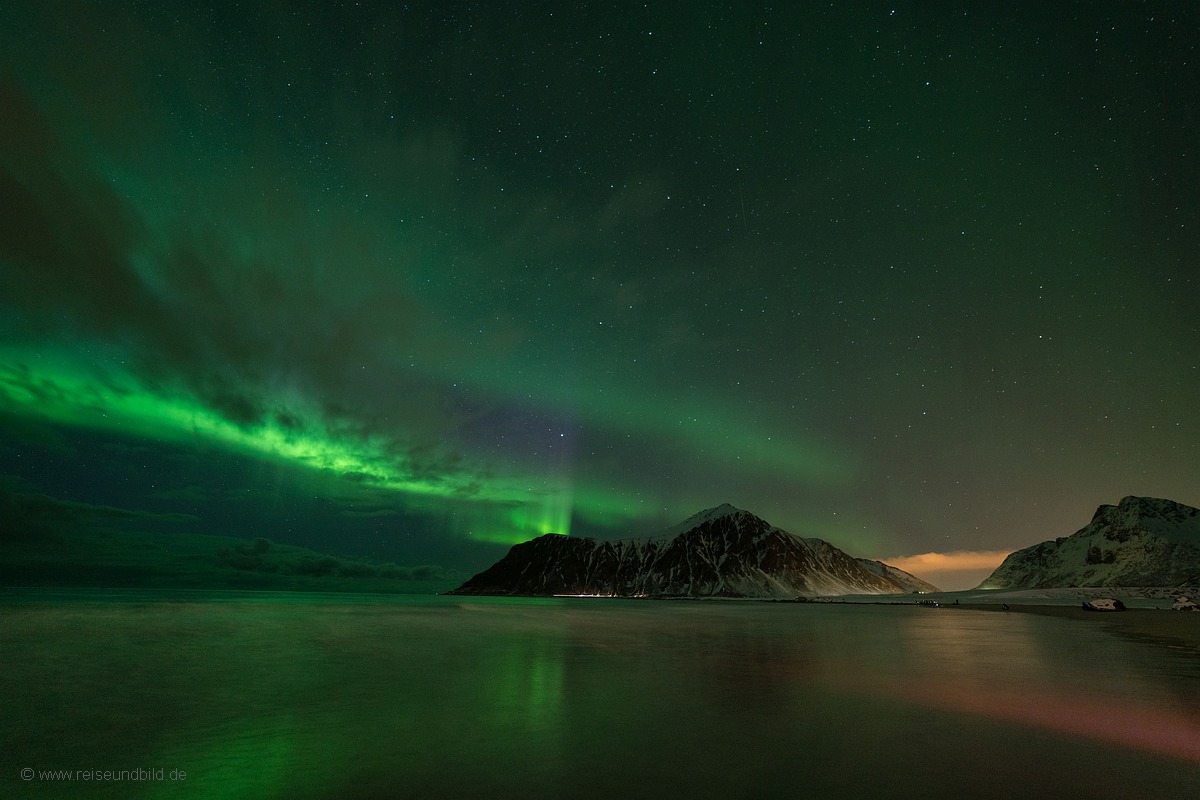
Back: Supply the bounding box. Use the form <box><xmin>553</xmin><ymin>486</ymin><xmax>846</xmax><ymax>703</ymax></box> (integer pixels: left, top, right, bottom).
<box><xmin>448</xmin><ymin>504</ymin><xmax>938</xmax><ymax>598</ymax></box>
<box><xmin>978</xmin><ymin>496</ymin><xmax>1200</xmax><ymax>589</ymax></box>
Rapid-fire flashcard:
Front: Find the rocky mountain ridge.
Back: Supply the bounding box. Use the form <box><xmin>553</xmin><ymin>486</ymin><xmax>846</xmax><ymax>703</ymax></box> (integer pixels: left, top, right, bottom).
<box><xmin>978</xmin><ymin>496</ymin><xmax>1200</xmax><ymax>589</ymax></box>
<box><xmin>449</xmin><ymin>504</ymin><xmax>937</xmax><ymax>598</ymax></box>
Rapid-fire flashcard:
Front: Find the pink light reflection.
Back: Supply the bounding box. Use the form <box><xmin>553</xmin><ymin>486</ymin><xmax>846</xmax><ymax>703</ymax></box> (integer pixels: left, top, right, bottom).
<box><xmin>872</xmin><ymin>675</ymin><xmax>1200</xmax><ymax>763</ymax></box>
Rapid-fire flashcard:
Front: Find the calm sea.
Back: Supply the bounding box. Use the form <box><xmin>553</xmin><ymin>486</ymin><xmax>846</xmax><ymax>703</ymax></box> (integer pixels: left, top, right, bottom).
<box><xmin>3</xmin><ymin>591</ymin><xmax>1198</xmax><ymax>799</ymax></box>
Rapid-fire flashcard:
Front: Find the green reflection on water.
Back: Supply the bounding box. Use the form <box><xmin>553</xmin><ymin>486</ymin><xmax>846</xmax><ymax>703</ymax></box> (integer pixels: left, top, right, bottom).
<box><xmin>147</xmin><ymin>718</ymin><xmax>303</xmax><ymax>800</ymax></box>
<box><xmin>489</xmin><ymin>635</ymin><xmax>564</xmax><ymax>741</ymax></box>
<box><xmin>136</xmin><ymin>597</ymin><xmax>571</xmax><ymax>799</ymax></box>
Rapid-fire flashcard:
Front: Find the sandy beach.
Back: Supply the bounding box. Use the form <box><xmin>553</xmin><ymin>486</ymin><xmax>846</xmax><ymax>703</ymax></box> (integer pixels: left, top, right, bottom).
<box><xmin>830</xmin><ymin>586</ymin><xmax>1200</xmax><ymax>652</ymax></box>
<box><xmin>951</xmin><ymin>602</ymin><xmax>1200</xmax><ymax>650</ymax></box>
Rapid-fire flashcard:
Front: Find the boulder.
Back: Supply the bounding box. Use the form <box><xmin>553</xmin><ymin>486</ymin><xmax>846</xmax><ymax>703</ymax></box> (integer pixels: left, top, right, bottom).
<box><xmin>1081</xmin><ymin>598</ymin><xmax>1126</xmax><ymax>612</ymax></box>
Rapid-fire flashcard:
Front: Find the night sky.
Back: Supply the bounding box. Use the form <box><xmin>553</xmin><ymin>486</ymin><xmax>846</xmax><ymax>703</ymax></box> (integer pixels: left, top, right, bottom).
<box><xmin>1</xmin><ymin>2</ymin><xmax>1196</xmax><ymax>589</ymax></box>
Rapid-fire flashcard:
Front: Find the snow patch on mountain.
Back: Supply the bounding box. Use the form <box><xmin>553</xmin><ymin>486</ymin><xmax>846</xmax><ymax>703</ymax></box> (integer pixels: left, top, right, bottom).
<box><xmin>657</xmin><ymin>503</ymin><xmax>746</xmax><ymax>537</ymax></box>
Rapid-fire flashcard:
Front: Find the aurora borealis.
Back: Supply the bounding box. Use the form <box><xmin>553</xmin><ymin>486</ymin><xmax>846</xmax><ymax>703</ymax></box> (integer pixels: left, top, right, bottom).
<box><xmin>1</xmin><ymin>2</ymin><xmax>1196</xmax><ymax>588</ymax></box>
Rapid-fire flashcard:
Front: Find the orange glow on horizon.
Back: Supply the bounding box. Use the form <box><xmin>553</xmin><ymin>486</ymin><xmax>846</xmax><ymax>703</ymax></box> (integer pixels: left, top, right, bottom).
<box><xmin>882</xmin><ymin>549</ymin><xmax>1012</xmax><ymax>575</ymax></box>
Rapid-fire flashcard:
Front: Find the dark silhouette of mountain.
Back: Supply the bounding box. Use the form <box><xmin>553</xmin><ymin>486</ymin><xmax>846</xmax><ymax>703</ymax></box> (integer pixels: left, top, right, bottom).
<box><xmin>449</xmin><ymin>504</ymin><xmax>937</xmax><ymax>598</ymax></box>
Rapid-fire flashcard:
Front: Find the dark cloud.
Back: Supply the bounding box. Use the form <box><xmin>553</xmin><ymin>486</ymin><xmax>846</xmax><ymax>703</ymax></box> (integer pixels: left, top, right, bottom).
<box><xmin>150</xmin><ymin>486</ymin><xmax>211</xmax><ymax>504</ymax></box>
<box><xmin>0</xmin><ymin>480</ymin><xmax>196</xmax><ymax>542</ymax></box>
<box><xmin>0</xmin><ymin>74</ymin><xmax>156</xmax><ymax>340</ymax></box>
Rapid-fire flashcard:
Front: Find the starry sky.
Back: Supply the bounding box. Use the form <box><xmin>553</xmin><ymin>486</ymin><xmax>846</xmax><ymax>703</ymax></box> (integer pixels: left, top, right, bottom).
<box><xmin>1</xmin><ymin>2</ymin><xmax>1196</xmax><ymax>590</ymax></box>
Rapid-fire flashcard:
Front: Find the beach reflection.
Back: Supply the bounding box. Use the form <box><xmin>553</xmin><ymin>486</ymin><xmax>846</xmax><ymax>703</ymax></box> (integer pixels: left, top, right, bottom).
<box><xmin>862</xmin><ymin>608</ymin><xmax>1200</xmax><ymax>762</ymax></box>
<box><xmin>3</xmin><ymin>594</ymin><xmax>1199</xmax><ymax>800</ymax></box>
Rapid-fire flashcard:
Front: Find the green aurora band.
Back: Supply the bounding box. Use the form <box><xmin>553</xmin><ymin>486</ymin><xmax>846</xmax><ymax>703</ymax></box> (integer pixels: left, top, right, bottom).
<box><xmin>0</xmin><ymin>346</ymin><xmax>574</xmax><ymax>544</ymax></box>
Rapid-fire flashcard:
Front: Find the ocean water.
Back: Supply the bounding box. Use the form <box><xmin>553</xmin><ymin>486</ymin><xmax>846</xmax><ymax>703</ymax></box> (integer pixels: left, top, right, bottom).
<box><xmin>3</xmin><ymin>591</ymin><xmax>1198</xmax><ymax>800</ymax></box>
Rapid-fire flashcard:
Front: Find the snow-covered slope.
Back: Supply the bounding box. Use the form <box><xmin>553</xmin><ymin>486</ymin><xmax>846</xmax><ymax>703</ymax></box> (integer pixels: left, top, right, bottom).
<box><xmin>978</xmin><ymin>496</ymin><xmax>1200</xmax><ymax>589</ymax></box>
<box><xmin>449</xmin><ymin>505</ymin><xmax>938</xmax><ymax>598</ymax></box>
<box><xmin>856</xmin><ymin>558</ymin><xmax>941</xmax><ymax>594</ymax></box>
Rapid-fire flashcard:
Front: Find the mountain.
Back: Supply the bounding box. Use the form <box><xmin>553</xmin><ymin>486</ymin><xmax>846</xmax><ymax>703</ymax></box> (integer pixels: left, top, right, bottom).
<box><xmin>977</xmin><ymin>496</ymin><xmax>1200</xmax><ymax>589</ymax></box>
<box><xmin>856</xmin><ymin>558</ymin><xmax>941</xmax><ymax>594</ymax></box>
<box><xmin>448</xmin><ymin>504</ymin><xmax>938</xmax><ymax>598</ymax></box>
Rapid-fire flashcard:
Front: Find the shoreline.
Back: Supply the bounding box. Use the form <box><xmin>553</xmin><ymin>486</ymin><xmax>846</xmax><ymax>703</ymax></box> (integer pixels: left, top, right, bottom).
<box><xmin>821</xmin><ymin>586</ymin><xmax>1200</xmax><ymax>652</ymax></box>
<box><xmin>4</xmin><ymin>585</ymin><xmax>1196</xmax><ymax>650</ymax></box>
<box><xmin>954</xmin><ymin>602</ymin><xmax>1200</xmax><ymax>650</ymax></box>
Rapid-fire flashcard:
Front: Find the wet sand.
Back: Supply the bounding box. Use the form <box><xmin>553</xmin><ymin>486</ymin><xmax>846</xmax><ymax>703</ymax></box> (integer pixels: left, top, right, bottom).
<box><xmin>955</xmin><ymin>602</ymin><xmax>1200</xmax><ymax>651</ymax></box>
